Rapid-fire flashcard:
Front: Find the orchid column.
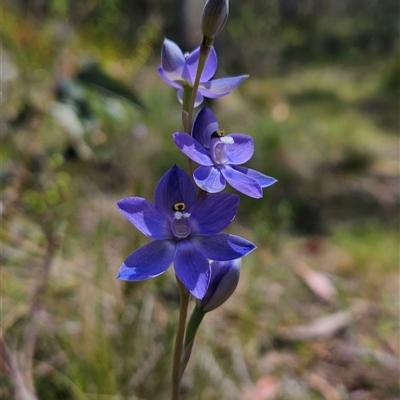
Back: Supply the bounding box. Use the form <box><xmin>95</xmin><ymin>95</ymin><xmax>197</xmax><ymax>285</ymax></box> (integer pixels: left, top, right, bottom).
<box><xmin>116</xmin><ymin>0</ymin><xmax>276</xmax><ymax>398</ymax></box>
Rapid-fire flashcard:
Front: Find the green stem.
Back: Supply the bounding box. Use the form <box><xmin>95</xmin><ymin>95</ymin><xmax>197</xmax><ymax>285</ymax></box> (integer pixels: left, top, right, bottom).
<box><xmin>171</xmin><ymin>277</ymin><xmax>190</xmax><ymax>400</ymax></box>
<box><xmin>179</xmin><ymin>306</ymin><xmax>205</xmax><ymax>379</ymax></box>
<box><xmin>172</xmin><ymin>38</ymin><xmax>213</xmax><ymax>396</ymax></box>
<box><xmin>181</xmin><ymin>87</ymin><xmax>194</xmax><ymax>176</ymax></box>
<box><xmin>186</xmin><ymin>38</ymin><xmax>213</xmax><ymax>133</ymax></box>
<box><xmin>181</xmin><ymin>37</ymin><xmax>213</xmax><ymax>176</ymax></box>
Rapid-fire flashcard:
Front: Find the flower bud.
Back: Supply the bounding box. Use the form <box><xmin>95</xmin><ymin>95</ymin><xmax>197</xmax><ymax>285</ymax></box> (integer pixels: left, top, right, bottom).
<box><xmin>201</xmin><ymin>0</ymin><xmax>229</xmax><ymax>40</ymax></box>
<box><xmin>197</xmin><ymin>259</ymin><xmax>241</xmax><ymax>312</ymax></box>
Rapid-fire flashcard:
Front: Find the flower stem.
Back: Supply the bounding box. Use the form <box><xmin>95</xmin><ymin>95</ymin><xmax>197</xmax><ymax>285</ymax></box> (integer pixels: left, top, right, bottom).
<box><xmin>186</xmin><ymin>37</ymin><xmax>213</xmax><ymax>132</ymax></box>
<box><xmin>182</xmin><ymin>87</ymin><xmax>195</xmax><ymax>176</ymax></box>
<box><xmin>181</xmin><ymin>37</ymin><xmax>213</xmax><ymax>178</ymax></box>
<box><xmin>173</xmin><ymin>40</ymin><xmax>213</xmax><ymax>393</ymax></box>
<box><xmin>171</xmin><ymin>277</ymin><xmax>190</xmax><ymax>400</ymax></box>
<box><xmin>179</xmin><ymin>306</ymin><xmax>205</xmax><ymax>379</ymax></box>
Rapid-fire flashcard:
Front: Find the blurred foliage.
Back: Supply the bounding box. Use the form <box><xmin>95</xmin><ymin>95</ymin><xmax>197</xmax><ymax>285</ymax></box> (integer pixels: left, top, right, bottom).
<box><xmin>3</xmin><ymin>0</ymin><xmax>399</xmax><ymax>74</ymax></box>
<box><xmin>227</xmin><ymin>0</ymin><xmax>399</xmax><ymax>75</ymax></box>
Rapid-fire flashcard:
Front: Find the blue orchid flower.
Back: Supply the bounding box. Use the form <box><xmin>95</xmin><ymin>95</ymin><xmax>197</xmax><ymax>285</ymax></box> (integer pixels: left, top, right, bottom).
<box><xmin>173</xmin><ymin>107</ymin><xmax>277</xmax><ymax>198</ymax></box>
<box><xmin>117</xmin><ymin>165</ymin><xmax>256</xmax><ymax>299</ymax></box>
<box><xmin>158</xmin><ymin>39</ymin><xmax>248</xmax><ymax>107</ymax></box>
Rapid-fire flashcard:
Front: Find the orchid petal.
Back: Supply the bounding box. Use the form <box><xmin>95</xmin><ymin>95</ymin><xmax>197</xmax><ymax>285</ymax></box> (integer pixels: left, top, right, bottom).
<box><xmin>117</xmin><ymin>198</ymin><xmax>171</xmax><ymax>239</ymax></box>
<box><xmin>182</xmin><ymin>47</ymin><xmax>198</xmax><ymax>85</ymax></box>
<box><xmin>190</xmin><ymin>193</ymin><xmax>239</xmax><ymax>234</ymax></box>
<box><xmin>192</xmin><ymin>107</ymin><xmax>219</xmax><ymax>148</ymax></box>
<box><xmin>154</xmin><ymin>165</ymin><xmax>197</xmax><ymax>216</ymax></box>
<box><xmin>117</xmin><ymin>240</ymin><xmax>175</xmax><ymax>280</ymax></box>
<box><xmin>220</xmin><ymin>165</ymin><xmax>263</xmax><ymax>198</ymax></box>
<box><xmin>194</xmin><ymin>234</ymin><xmax>256</xmax><ymax>260</ymax></box>
<box><xmin>199</xmin><ymin>75</ymin><xmax>249</xmax><ymax>98</ymax></box>
<box><xmin>225</xmin><ymin>134</ymin><xmax>254</xmax><ymax>164</ymax></box>
<box><xmin>194</xmin><ymin>165</ymin><xmax>226</xmax><ymax>193</ymax></box>
<box><xmin>174</xmin><ymin>240</ymin><xmax>211</xmax><ymax>299</ymax></box>
<box><xmin>183</xmin><ymin>46</ymin><xmax>218</xmax><ymax>85</ymax></box>
<box><xmin>172</xmin><ymin>132</ymin><xmax>213</xmax><ymax>166</ymax></box>
<box><xmin>161</xmin><ymin>39</ymin><xmax>186</xmax><ymax>82</ymax></box>
<box><xmin>232</xmin><ymin>166</ymin><xmax>277</xmax><ymax>188</ymax></box>
<box><xmin>157</xmin><ymin>66</ymin><xmax>183</xmax><ymax>89</ymax></box>
<box><xmin>200</xmin><ymin>47</ymin><xmax>218</xmax><ymax>81</ymax></box>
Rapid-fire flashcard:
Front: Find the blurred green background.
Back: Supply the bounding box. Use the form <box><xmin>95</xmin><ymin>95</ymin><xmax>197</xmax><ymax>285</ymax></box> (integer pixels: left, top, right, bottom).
<box><xmin>1</xmin><ymin>0</ymin><xmax>399</xmax><ymax>399</ymax></box>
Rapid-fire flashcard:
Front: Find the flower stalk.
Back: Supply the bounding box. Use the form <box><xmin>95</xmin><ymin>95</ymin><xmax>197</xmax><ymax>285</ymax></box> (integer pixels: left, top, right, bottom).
<box><xmin>179</xmin><ymin>306</ymin><xmax>205</xmax><ymax>379</ymax></box>
<box><xmin>182</xmin><ymin>39</ymin><xmax>212</xmax><ymax>175</ymax></box>
<box><xmin>185</xmin><ymin>38</ymin><xmax>213</xmax><ymax>133</ymax></box>
<box><xmin>117</xmin><ymin>0</ymin><xmax>278</xmax><ymax>396</ymax></box>
<box><xmin>171</xmin><ymin>277</ymin><xmax>191</xmax><ymax>400</ymax></box>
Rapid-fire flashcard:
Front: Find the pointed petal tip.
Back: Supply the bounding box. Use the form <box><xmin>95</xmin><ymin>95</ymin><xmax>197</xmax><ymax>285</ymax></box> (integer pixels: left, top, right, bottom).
<box><xmin>162</xmin><ymin>38</ymin><xmax>178</xmax><ymax>48</ymax></box>
<box><xmin>116</xmin><ymin>263</ymin><xmax>132</xmax><ymax>281</ymax></box>
<box><xmin>116</xmin><ymin>198</ymin><xmax>127</xmax><ymax>211</ymax></box>
<box><xmin>261</xmin><ymin>177</ymin><xmax>278</xmax><ymax>189</ymax></box>
<box><xmin>189</xmin><ymin>285</ymin><xmax>208</xmax><ymax>300</ymax></box>
<box><xmin>199</xmin><ymin>74</ymin><xmax>249</xmax><ymax>99</ymax></box>
<box><xmin>243</xmin><ymin>241</ymin><xmax>257</xmax><ymax>255</ymax></box>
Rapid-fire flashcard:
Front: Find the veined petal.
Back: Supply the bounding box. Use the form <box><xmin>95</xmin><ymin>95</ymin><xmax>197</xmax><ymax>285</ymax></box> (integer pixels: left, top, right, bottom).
<box><xmin>117</xmin><ymin>240</ymin><xmax>175</xmax><ymax>281</ymax></box>
<box><xmin>192</xmin><ymin>107</ymin><xmax>219</xmax><ymax>148</ymax></box>
<box><xmin>117</xmin><ymin>197</ymin><xmax>171</xmax><ymax>239</ymax></box>
<box><xmin>232</xmin><ymin>166</ymin><xmax>277</xmax><ymax>188</ymax></box>
<box><xmin>190</xmin><ymin>193</ymin><xmax>239</xmax><ymax>234</ymax></box>
<box><xmin>193</xmin><ymin>234</ymin><xmax>256</xmax><ymax>260</ymax></box>
<box><xmin>154</xmin><ymin>165</ymin><xmax>197</xmax><ymax>216</ymax></box>
<box><xmin>183</xmin><ymin>46</ymin><xmax>217</xmax><ymax>85</ymax></box>
<box><xmin>194</xmin><ymin>165</ymin><xmax>226</xmax><ymax>193</ymax></box>
<box><xmin>177</xmin><ymin>89</ymin><xmax>204</xmax><ymax>107</ymax></box>
<box><xmin>172</xmin><ymin>132</ymin><xmax>213</xmax><ymax>166</ymax></box>
<box><xmin>199</xmin><ymin>75</ymin><xmax>249</xmax><ymax>98</ymax></box>
<box><xmin>157</xmin><ymin>66</ymin><xmax>183</xmax><ymax>89</ymax></box>
<box><xmin>174</xmin><ymin>240</ymin><xmax>211</xmax><ymax>299</ymax></box>
<box><xmin>225</xmin><ymin>134</ymin><xmax>254</xmax><ymax>164</ymax></box>
<box><xmin>220</xmin><ymin>165</ymin><xmax>263</xmax><ymax>198</ymax></box>
<box><xmin>161</xmin><ymin>39</ymin><xmax>186</xmax><ymax>82</ymax></box>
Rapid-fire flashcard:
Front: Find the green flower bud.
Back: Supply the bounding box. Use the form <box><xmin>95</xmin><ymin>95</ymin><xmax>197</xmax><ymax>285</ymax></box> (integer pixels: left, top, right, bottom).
<box><xmin>201</xmin><ymin>0</ymin><xmax>229</xmax><ymax>40</ymax></box>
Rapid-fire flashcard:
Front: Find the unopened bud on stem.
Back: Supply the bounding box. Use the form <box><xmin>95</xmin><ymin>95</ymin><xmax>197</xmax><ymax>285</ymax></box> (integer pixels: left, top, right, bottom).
<box><xmin>197</xmin><ymin>259</ymin><xmax>241</xmax><ymax>312</ymax></box>
<box><xmin>201</xmin><ymin>0</ymin><xmax>229</xmax><ymax>40</ymax></box>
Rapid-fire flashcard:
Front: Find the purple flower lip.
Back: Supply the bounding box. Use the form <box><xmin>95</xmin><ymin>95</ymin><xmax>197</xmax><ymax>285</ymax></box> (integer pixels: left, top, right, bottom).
<box><xmin>117</xmin><ymin>165</ymin><xmax>256</xmax><ymax>299</ymax></box>
<box><xmin>172</xmin><ymin>108</ymin><xmax>277</xmax><ymax>198</ymax></box>
<box><xmin>158</xmin><ymin>39</ymin><xmax>248</xmax><ymax>107</ymax></box>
